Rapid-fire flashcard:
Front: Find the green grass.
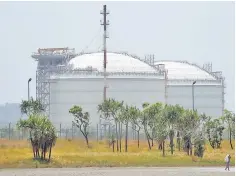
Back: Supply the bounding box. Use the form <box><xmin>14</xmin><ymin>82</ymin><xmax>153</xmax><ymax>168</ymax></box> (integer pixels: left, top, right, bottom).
<box><xmin>0</xmin><ymin>139</ymin><xmax>234</xmax><ymax>168</ymax></box>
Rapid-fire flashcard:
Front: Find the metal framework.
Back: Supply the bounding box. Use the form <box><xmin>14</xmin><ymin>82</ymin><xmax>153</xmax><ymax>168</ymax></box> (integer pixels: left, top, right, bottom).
<box><xmin>154</xmin><ymin>60</ymin><xmax>223</xmax><ymax>81</ymax></box>
<box><xmin>154</xmin><ymin>60</ymin><xmax>225</xmax><ymax>116</ymax></box>
<box><xmin>32</xmin><ymin>47</ymin><xmax>77</xmax><ymax>117</ymax></box>
<box><xmin>32</xmin><ymin>49</ymin><xmax>225</xmax><ymax>119</ymax></box>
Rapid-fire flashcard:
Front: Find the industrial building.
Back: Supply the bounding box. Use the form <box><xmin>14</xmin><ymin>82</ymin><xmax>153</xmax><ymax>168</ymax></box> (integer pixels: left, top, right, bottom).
<box><xmin>32</xmin><ymin>49</ymin><xmax>225</xmax><ymax>131</ymax></box>
<box><xmin>31</xmin><ymin>5</ymin><xmax>225</xmax><ymax>137</ymax></box>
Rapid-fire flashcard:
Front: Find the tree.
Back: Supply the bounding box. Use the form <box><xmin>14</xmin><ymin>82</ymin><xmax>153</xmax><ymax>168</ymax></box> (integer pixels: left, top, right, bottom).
<box><xmin>173</xmin><ymin>105</ymin><xmax>185</xmax><ymax>152</ymax></box>
<box><xmin>193</xmin><ymin>132</ymin><xmax>205</xmax><ymax>158</ymax></box>
<box><xmin>178</xmin><ymin>110</ymin><xmax>200</xmax><ymax>155</ymax></box>
<box><xmin>18</xmin><ymin>98</ymin><xmax>56</xmax><ymax>161</ymax></box>
<box><xmin>141</xmin><ymin>102</ymin><xmax>163</xmax><ymax>150</ymax></box>
<box><xmin>97</xmin><ymin>99</ymin><xmax>124</xmax><ymax>152</ymax></box>
<box><xmin>69</xmin><ymin>106</ymin><xmax>90</xmax><ymax>147</ymax></box>
<box><xmin>118</xmin><ymin>105</ymin><xmax>140</xmax><ymax>152</ymax></box>
<box><xmin>130</xmin><ymin>107</ymin><xmax>142</xmax><ymax>148</ymax></box>
<box><xmin>118</xmin><ymin>105</ymin><xmax>130</xmax><ymax>152</ymax></box>
<box><xmin>205</xmin><ymin>118</ymin><xmax>225</xmax><ymax>149</ymax></box>
<box><xmin>163</xmin><ymin>104</ymin><xmax>180</xmax><ymax>155</ymax></box>
<box><xmin>20</xmin><ymin>98</ymin><xmax>44</xmax><ymax>116</ymax></box>
<box><xmin>221</xmin><ymin>110</ymin><xmax>235</xmax><ymax>149</ymax></box>
<box><xmin>17</xmin><ymin>115</ymin><xmax>57</xmax><ymax>161</ymax></box>
<box><xmin>153</xmin><ymin>111</ymin><xmax>168</xmax><ymax>157</ymax></box>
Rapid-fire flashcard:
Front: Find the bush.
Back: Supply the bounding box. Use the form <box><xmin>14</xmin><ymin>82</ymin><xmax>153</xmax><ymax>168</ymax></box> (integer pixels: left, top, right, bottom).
<box><xmin>194</xmin><ymin>136</ymin><xmax>205</xmax><ymax>158</ymax></box>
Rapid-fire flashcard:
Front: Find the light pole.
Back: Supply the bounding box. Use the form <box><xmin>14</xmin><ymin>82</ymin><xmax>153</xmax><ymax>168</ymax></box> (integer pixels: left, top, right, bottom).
<box><xmin>192</xmin><ymin>81</ymin><xmax>196</xmax><ymax>111</ymax></box>
<box><xmin>28</xmin><ymin>78</ymin><xmax>32</xmax><ymax>101</ymax></box>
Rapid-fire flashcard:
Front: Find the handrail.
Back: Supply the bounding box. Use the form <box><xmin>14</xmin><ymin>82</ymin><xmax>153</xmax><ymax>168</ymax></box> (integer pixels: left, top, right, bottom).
<box><xmin>154</xmin><ymin>60</ymin><xmax>223</xmax><ymax>80</ymax></box>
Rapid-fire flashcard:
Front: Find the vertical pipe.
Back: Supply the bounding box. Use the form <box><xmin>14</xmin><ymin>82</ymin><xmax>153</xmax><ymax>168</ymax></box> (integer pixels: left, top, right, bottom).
<box><xmin>164</xmin><ymin>70</ymin><xmax>167</xmax><ymax>105</ymax></box>
<box><xmin>192</xmin><ymin>84</ymin><xmax>195</xmax><ymax>111</ymax></box>
<box><xmin>28</xmin><ymin>82</ymin><xmax>30</xmax><ymax>101</ymax></box>
<box><xmin>222</xmin><ymin>78</ymin><xmax>225</xmax><ymax>116</ymax></box>
<box><xmin>28</xmin><ymin>78</ymin><xmax>32</xmax><ymax>101</ymax></box>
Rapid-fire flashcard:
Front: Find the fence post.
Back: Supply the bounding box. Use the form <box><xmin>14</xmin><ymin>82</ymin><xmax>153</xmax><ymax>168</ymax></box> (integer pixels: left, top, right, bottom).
<box><xmin>8</xmin><ymin>123</ymin><xmax>11</xmax><ymax>140</ymax></box>
<box><xmin>96</xmin><ymin>124</ymin><xmax>98</xmax><ymax>142</ymax></box>
<box><xmin>21</xmin><ymin>128</ymin><xmax>23</xmax><ymax>140</ymax></box>
<box><xmin>66</xmin><ymin>129</ymin><xmax>68</xmax><ymax>139</ymax></box>
<box><xmin>108</xmin><ymin>124</ymin><xmax>111</xmax><ymax>138</ymax></box>
<box><xmin>60</xmin><ymin>123</ymin><xmax>62</xmax><ymax>138</ymax></box>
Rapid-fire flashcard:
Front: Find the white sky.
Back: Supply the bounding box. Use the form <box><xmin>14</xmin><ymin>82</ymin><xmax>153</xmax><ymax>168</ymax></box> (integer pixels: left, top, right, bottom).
<box><xmin>0</xmin><ymin>1</ymin><xmax>234</xmax><ymax>111</ymax></box>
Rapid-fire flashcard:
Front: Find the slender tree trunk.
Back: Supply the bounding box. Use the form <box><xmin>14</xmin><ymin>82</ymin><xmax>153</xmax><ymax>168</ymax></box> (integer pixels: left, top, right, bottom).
<box><xmin>112</xmin><ymin>141</ymin><xmax>115</xmax><ymax>152</ymax></box>
<box><xmin>170</xmin><ymin>138</ymin><xmax>174</xmax><ymax>155</ymax></box>
<box><xmin>190</xmin><ymin>138</ymin><xmax>192</xmax><ymax>155</ymax></box>
<box><xmin>43</xmin><ymin>143</ymin><xmax>46</xmax><ymax>160</ymax></box>
<box><xmin>29</xmin><ymin>131</ymin><xmax>35</xmax><ymax>158</ymax></box>
<box><xmin>48</xmin><ymin>144</ymin><xmax>52</xmax><ymax>161</ymax></box>
<box><xmin>158</xmin><ymin>141</ymin><xmax>162</xmax><ymax>150</ymax></box>
<box><xmin>177</xmin><ymin>131</ymin><xmax>180</xmax><ymax>151</ymax></box>
<box><xmin>32</xmin><ymin>143</ymin><xmax>36</xmax><ymax>158</ymax></box>
<box><xmin>125</xmin><ymin>122</ymin><xmax>128</xmax><ymax>152</ymax></box>
<box><xmin>36</xmin><ymin>147</ymin><xmax>40</xmax><ymax>158</ymax></box>
<box><xmin>229</xmin><ymin>129</ymin><xmax>233</xmax><ymax>149</ymax></box>
<box><xmin>144</xmin><ymin>128</ymin><xmax>151</xmax><ymax>150</ymax></box>
<box><xmin>119</xmin><ymin>122</ymin><xmax>122</xmax><ymax>152</ymax></box>
<box><xmin>41</xmin><ymin>144</ymin><xmax>44</xmax><ymax>159</ymax></box>
<box><xmin>162</xmin><ymin>140</ymin><xmax>165</xmax><ymax>157</ymax></box>
<box><xmin>147</xmin><ymin>135</ymin><xmax>151</xmax><ymax>150</ymax></box>
<box><xmin>151</xmin><ymin>138</ymin><xmax>154</xmax><ymax>147</ymax></box>
<box><xmin>115</xmin><ymin>122</ymin><xmax>119</xmax><ymax>152</ymax></box>
<box><xmin>85</xmin><ymin>136</ymin><xmax>89</xmax><ymax>147</ymax></box>
<box><xmin>137</xmin><ymin>130</ymin><xmax>140</xmax><ymax>148</ymax></box>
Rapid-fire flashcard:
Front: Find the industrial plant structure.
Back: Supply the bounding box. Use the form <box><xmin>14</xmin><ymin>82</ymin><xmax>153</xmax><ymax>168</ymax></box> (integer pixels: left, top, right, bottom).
<box><xmin>31</xmin><ymin>5</ymin><xmax>225</xmax><ymax>138</ymax></box>
<box><xmin>31</xmin><ymin>50</ymin><xmax>225</xmax><ymax>130</ymax></box>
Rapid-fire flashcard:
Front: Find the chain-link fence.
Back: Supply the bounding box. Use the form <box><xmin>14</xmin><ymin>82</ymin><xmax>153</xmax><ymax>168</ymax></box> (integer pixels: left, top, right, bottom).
<box><xmin>0</xmin><ymin>122</ymin><xmax>147</xmax><ymax>141</ymax></box>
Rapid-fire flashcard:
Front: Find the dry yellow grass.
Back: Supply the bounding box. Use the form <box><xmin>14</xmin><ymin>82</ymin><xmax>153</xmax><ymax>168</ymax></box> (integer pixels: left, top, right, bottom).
<box><xmin>0</xmin><ymin>138</ymin><xmax>234</xmax><ymax>168</ymax></box>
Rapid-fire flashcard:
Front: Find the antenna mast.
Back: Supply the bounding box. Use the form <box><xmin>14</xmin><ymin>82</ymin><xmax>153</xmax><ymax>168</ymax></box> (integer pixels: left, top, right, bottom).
<box><xmin>99</xmin><ymin>5</ymin><xmax>110</xmax><ymax>140</ymax></box>
<box><xmin>100</xmin><ymin>5</ymin><xmax>109</xmax><ymax>101</ymax></box>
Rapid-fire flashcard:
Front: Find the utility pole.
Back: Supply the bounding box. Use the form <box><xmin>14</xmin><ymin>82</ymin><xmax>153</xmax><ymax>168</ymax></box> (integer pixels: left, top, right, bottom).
<box><xmin>192</xmin><ymin>81</ymin><xmax>196</xmax><ymax>111</ymax></box>
<box><xmin>100</xmin><ymin>5</ymin><xmax>109</xmax><ymax>140</ymax></box>
<box><xmin>28</xmin><ymin>78</ymin><xmax>32</xmax><ymax>101</ymax></box>
<box><xmin>100</xmin><ymin>5</ymin><xmax>109</xmax><ymax>101</ymax></box>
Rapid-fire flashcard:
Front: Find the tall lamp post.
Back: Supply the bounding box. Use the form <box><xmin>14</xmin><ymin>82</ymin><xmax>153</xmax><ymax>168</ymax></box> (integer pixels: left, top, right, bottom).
<box><xmin>28</xmin><ymin>78</ymin><xmax>32</xmax><ymax>101</ymax></box>
<box><xmin>192</xmin><ymin>81</ymin><xmax>196</xmax><ymax>111</ymax></box>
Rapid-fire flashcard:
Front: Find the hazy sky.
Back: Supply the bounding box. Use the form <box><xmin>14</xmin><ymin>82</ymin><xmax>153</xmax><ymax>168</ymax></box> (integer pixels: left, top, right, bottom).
<box><xmin>0</xmin><ymin>1</ymin><xmax>234</xmax><ymax>111</ymax></box>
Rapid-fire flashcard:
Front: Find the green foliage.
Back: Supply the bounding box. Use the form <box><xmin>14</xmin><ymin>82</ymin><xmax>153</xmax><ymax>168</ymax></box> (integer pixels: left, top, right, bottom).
<box><xmin>153</xmin><ymin>114</ymin><xmax>168</xmax><ymax>142</ymax></box>
<box><xmin>142</xmin><ymin>102</ymin><xmax>164</xmax><ymax>142</ymax></box>
<box><xmin>163</xmin><ymin>105</ymin><xmax>184</xmax><ymax>154</ymax></box>
<box><xmin>68</xmin><ymin>99</ymin><xmax>235</xmax><ymax>158</ymax></box>
<box><xmin>97</xmin><ymin>98</ymin><xmax>124</xmax><ymax>122</ymax></box>
<box><xmin>17</xmin><ymin>114</ymin><xmax>57</xmax><ymax>160</ymax></box>
<box><xmin>194</xmin><ymin>133</ymin><xmax>205</xmax><ymax>158</ymax></box>
<box><xmin>206</xmin><ymin>118</ymin><xmax>225</xmax><ymax>149</ymax></box>
<box><xmin>130</xmin><ymin>106</ymin><xmax>142</xmax><ymax>131</ymax></box>
<box><xmin>20</xmin><ymin>98</ymin><xmax>44</xmax><ymax>116</ymax></box>
<box><xmin>221</xmin><ymin>110</ymin><xmax>235</xmax><ymax>149</ymax></box>
<box><xmin>69</xmin><ymin>105</ymin><xmax>90</xmax><ymax>147</ymax></box>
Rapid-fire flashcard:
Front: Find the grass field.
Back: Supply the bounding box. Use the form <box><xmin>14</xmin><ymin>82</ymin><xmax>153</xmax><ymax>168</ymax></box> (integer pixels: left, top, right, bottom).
<box><xmin>0</xmin><ymin>138</ymin><xmax>234</xmax><ymax>168</ymax></box>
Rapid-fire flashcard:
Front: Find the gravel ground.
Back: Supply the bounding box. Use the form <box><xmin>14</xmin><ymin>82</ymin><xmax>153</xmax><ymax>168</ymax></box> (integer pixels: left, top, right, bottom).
<box><xmin>0</xmin><ymin>167</ymin><xmax>234</xmax><ymax>176</ymax></box>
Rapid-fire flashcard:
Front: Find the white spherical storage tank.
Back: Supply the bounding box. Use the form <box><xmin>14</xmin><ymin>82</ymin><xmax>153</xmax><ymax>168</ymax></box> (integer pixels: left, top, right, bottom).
<box><xmin>49</xmin><ymin>52</ymin><xmax>165</xmax><ymax>128</ymax></box>
<box><xmin>48</xmin><ymin>52</ymin><xmax>224</xmax><ymax>130</ymax></box>
<box><xmin>154</xmin><ymin>60</ymin><xmax>224</xmax><ymax>118</ymax></box>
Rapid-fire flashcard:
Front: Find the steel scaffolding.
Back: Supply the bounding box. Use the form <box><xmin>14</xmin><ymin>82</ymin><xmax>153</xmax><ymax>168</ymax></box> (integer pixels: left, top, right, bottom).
<box><xmin>32</xmin><ymin>47</ymin><xmax>77</xmax><ymax>117</ymax></box>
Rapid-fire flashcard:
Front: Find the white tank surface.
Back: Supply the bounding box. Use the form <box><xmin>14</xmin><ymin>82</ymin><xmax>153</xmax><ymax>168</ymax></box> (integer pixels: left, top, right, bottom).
<box><xmin>154</xmin><ymin>60</ymin><xmax>224</xmax><ymax>118</ymax></box>
<box><xmin>47</xmin><ymin>52</ymin><xmax>224</xmax><ymax>128</ymax></box>
<box><xmin>49</xmin><ymin>52</ymin><xmax>165</xmax><ymax>128</ymax></box>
